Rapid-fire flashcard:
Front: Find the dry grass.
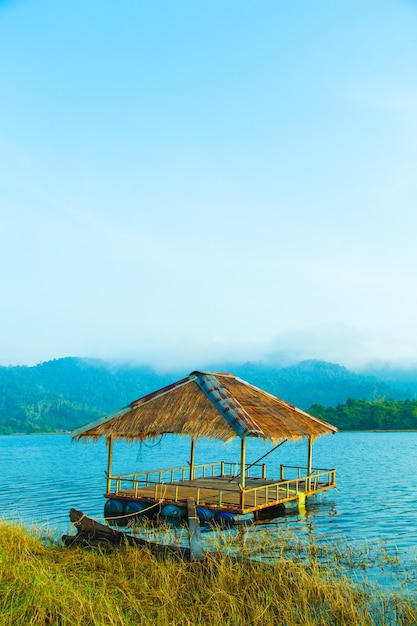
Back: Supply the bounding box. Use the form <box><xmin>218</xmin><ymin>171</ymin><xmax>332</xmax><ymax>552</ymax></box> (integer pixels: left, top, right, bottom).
<box><xmin>0</xmin><ymin>521</ymin><xmax>415</xmax><ymax>626</ymax></box>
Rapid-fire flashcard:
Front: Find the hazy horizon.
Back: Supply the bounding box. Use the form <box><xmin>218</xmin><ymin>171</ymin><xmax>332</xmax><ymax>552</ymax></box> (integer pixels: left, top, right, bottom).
<box><xmin>4</xmin><ymin>350</ymin><xmax>417</xmax><ymax>377</ymax></box>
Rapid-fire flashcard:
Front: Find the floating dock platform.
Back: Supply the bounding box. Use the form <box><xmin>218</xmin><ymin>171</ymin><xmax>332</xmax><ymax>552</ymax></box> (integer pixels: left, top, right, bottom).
<box><xmin>103</xmin><ymin>460</ymin><xmax>336</xmax><ymax>524</ymax></box>
<box><xmin>72</xmin><ymin>370</ymin><xmax>338</xmax><ymax>527</ymax></box>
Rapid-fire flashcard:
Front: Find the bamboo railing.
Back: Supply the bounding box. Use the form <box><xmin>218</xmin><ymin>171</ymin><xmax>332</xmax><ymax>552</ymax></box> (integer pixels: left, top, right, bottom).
<box><xmin>105</xmin><ymin>462</ymin><xmax>336</xmax><ymax>513</ymax></box>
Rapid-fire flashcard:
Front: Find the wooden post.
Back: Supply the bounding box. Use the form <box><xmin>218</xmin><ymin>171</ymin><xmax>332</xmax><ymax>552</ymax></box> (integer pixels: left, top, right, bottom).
<box><xmin>106</xmin><ymin>436</ymin><xmax>114</xmax><ymax>494</ymax></box>
<box><xmin>187</xmin><ymin>498</ymin><xmax>204</xmax><ymax>561</ymax></box>
<box><xmin>240</xmin><ymin>437</ymin><xmax>247</xmax><ymax>491</ymax></box>
<box><xmin>307</xmin><ymin>436</ymin><xmax>313</xmax><ymax>492</ymax></box>
<box><xmin>190</xmin><ymin>437</ymin><xmax>196</xmax><ymax>480</ymax></box>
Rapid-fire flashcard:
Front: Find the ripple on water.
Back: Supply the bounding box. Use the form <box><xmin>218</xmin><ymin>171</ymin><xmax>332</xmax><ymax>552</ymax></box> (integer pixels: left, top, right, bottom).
<box><xmin>1</xmin><ymin>432</ymin><xmax>417</xmax><ymax>574</ymax></box>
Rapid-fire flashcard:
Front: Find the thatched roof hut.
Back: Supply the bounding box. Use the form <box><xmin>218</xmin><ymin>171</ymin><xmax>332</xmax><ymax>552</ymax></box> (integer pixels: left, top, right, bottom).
<box><xmin>73</xmin><ymin>370</ymin><xmax>337</xmax><ymax>443</ymax></box>
<box><xmin>73</xmin><ymin>371</ymin><xmax>337</xmax><ymax>494</ymax></box>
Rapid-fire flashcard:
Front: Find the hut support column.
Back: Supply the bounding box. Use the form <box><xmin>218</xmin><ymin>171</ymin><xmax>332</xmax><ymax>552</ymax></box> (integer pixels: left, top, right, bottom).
<box><xmin>190</xmin><ymin>438</ymin><xmax>196</xmax><ymax>480</ymax></box>
<box><xmin>106</xmin><ymin>436</ymin><xmax>114</xmax><ymax>494</ymax></box>
<box><xmin>240</xmin><ymin>437</ymin><xmax>247</xmax><ymax>490</ymax></box>
<box><xmin>307</xmin><ymin>436</ymin><xmax>313</xmax><ymax>492</ymax></box>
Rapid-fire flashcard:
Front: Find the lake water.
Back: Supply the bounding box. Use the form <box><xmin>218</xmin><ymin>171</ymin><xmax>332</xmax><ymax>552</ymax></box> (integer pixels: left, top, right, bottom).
<box><xmin>1</xmin><ymin>431</ymin><xmax>417</xmax><ymax>585</ymax></box>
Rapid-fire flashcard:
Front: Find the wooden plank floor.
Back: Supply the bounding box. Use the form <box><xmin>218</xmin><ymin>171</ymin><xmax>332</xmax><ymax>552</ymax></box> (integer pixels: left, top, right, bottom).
<box><xmin>108</xmin><ymin>475</ymin><xmax>325</xmax><ymax>514</ymax></box>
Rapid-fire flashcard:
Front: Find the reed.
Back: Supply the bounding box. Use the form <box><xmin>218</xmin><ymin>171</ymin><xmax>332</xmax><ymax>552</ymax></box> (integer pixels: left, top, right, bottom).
<box><xmin>0</xmin><ymin>520</ymin><xmax>415</xmax><ymax>626</ymax></box>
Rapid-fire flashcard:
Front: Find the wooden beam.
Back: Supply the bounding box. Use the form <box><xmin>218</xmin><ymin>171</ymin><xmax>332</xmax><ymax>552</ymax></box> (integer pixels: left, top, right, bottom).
<box><xmin>187</xmin><ymin>498</ymin><xmax>203</xmax><ymax>561</ymax></box>
<box><xmin>307</xmin><ymin>436</ymin><xmax>313</xmax><ymax>492</ymax></box>
<box><xmin>240</xmin><ymin>437</ymin><xmax>247</xmax><ymax>490</ymax></box>
<box><xmin>106</xmin><ymin>436</ymin><xmax>114</xmax><ymax>493</ymax></box>
<box><xmin>189</xmin><ymin>438</ymin><xmax>196</xmax><ymax>480</ymax></box>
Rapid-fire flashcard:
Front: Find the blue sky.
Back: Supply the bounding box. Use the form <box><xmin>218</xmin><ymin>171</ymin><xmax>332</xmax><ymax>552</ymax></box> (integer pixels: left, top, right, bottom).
<box><xmin>1</xmin><ymin>0</ymin><xmax>417</xmax><ymax>371</ymax></box>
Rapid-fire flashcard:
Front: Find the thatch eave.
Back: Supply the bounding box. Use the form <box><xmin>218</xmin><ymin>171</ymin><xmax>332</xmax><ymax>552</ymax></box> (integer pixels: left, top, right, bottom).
<box><xmin>72</xmin><ymin>371</ymin><xmax>338</xmax><ymax>444</ymax></box>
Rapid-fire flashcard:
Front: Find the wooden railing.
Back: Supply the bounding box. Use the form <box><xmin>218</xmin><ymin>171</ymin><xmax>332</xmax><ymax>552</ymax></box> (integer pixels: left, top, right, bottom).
<box><xmin>108</xmin><ymin>460</ymin><xmax>266</xmax><ymax>495</ymax></box>
<box><xmin>240</xmin><ymin>468</ymin><xmax>336</xmax><ymax>510</ymax></box>
<box><xmin>279</xmin><ymin>464</ymin><xmax>336</xmax><ymax>482</ymax></box>
<box><xmin>106</xmin><ymin>462</ymin><xmax>336</xmax><ymax>512</ymax></box>
<box><xmin>279</xmin><ymin>464</ymin><xmax>336</xmax><ymax>493</ymax></box>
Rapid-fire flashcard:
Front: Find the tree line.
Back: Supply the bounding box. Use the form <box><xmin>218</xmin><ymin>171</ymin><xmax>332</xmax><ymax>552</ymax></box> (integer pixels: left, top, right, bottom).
<box><xmin>309</xmin><ymin>397</ymin><xmax>417</xmax><ymax>431</ymax></box>
<box><xmin>1</xmin><ymin>396</ymin><xmax>417</xmax><ymax>435</ymax></box>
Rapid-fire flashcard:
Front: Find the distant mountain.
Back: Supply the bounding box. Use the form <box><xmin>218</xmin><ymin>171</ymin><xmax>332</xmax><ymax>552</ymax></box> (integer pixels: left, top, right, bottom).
<box><xmin>0</xmin><ymin>358</ymin><xmax>173</xmax><ymax>435</ymax></box>
<box><xmin>221</xmin><ymin>359</ymin><xmax>409</xmax><ymax>408</ymax></box>
<box><xmin>0</xmin><ymin>357</ymin><xmax>411</xmax><ymax>435</ymax></box>
<box><xmin>357</xmin><ymin>364</ymin><xmax>417</xmax><ymax>399</ymax></box>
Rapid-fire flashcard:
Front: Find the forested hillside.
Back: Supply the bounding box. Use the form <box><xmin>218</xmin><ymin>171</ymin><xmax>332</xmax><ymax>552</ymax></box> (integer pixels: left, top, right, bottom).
<box><xmin>0</xmin><ymin>357</ymin><xmax>413</xmax><ymax>434</ymax></box>
<box><xmin>0</xmin><ymin>358</ymin><xmax>173</xmax><ymax>435</ymax></box>
<box><xmin>231</xmin><ymin>360</ymin><xmax>406</xmax><ymax>408</ymax></box>
<box><xmin>310</xmin><ymin>398</ymin><xmax>417</xmax><ymax>431</ymax></box>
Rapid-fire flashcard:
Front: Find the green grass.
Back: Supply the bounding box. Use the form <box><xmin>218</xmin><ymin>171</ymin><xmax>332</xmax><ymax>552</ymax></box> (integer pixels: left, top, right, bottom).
<box><xmin>0</xmin><ymin>520</ymin><xmax>416</xmax><ymax>625</ymax></box>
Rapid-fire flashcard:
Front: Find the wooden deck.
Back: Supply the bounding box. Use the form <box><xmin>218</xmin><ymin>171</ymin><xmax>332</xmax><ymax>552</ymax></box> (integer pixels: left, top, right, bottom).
<box><xmin>105</xmin><ymin>463</ymin><xmax>336</xmax><ymax>516</ymax></box>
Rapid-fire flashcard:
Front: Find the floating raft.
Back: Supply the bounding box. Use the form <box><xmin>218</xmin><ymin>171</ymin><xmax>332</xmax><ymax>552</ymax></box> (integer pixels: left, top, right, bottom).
<box><xmin>103</xmin><ymin>461</ymin><xmax>336</xmax><ymax>524</ymax></box>
<box><xmin>71</xmin><ymin>370</ymin><xmax>338</xmax><ymax>527</ymax></box>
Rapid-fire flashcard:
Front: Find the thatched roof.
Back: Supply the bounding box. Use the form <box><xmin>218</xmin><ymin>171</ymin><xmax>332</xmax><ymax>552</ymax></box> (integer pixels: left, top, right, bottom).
<box><xmin>72</xmin><ymin>371</ymin><xmax>338</xmax><ymax>444</ymax></box>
